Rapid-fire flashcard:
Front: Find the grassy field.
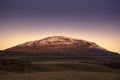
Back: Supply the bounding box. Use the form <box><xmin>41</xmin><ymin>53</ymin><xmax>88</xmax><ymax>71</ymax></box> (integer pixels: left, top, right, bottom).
<box><xmin>0</xmin><ymin>71</ymin><xmax>120</xmax><ymax>80</ymax></box>
<box><xmin>0</xmin><ymin>50</ymin><xmax>120</xmax><ymax>80</ymax></box>
<box><xmin>0</xmin><ymin>61</ymin><xmax>119</xmax><ymax>73</ymax></box>
<box><xmin>29</xmin><ymin>61</ymin><xmax>120</xmax><ymax>73</ymax></box>
<box><xmin>0</xmin><ymin>61</ymin><xmax>120</xmax><ymax>80</ymax></box>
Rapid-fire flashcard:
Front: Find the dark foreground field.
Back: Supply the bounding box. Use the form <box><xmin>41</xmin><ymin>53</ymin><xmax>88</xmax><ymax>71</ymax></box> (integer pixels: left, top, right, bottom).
<box><xmin>0</xmin><ymin>51</ymin><xmax>120</xmax><ymax>80</ymax></box>
<box><xmin>0</xmin><ymin>71</ymin><xmax>120</xmax><ymax>80</ymax></box>
<box><xmin>0</xmin><ymin>61</ymin><xmax>120</xmax><ymax>73</ymax></box>
<box><xmin>0</xmin><ymin>61</ymin><xmax>120</xmax><ymax>80</ymax></box>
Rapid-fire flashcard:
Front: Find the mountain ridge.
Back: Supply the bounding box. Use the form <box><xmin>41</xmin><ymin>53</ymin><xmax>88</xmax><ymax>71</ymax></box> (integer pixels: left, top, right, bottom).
<box><xmin>0</xmin><ymin>36</ymin><xmax>120</xmax><ymax>71</ymax></box>
<box><xmin>5</xmin><ymin>36</ymin><xmax>108</xmax><ymax>53</ymax></box>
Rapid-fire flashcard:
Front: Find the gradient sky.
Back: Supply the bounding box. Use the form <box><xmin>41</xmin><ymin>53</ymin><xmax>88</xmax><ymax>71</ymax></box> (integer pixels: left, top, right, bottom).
<box><xmin>0</xmin><ymin>0</ymin><xmax>120</xmax><ymax>53</ymax></box>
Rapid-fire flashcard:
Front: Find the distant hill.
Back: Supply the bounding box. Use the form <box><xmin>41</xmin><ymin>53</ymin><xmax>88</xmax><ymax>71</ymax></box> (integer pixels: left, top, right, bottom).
<box><xmin>1</xmin><ymin>36</ymin><xmax>120</xmax><ymax>71</ymax></box>
<box><xmin>5</xmin><ymin>36</ymin><xmax>119</xmax><ymax>56</ymax></box>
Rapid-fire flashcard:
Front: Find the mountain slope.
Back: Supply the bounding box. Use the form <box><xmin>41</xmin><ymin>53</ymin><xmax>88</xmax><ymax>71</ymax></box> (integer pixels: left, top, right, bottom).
<box><xmin>1</xmin><ymin>36</ymin><xmax>120</xmax><ymax>71</ymax></box>
<box><xmin>4</xmin><ymin>36</ymin><xmax>120</xmax><ymax>58</ymax></box>
<box><xmin>5</xmin><ymin>36</ymin><xmax>106</xmax><ymax>52</ymax></box>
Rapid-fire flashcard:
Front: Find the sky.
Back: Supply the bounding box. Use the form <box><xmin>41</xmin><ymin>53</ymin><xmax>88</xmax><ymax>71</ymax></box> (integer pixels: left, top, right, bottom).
<box><xmin>0</xmin><ymin>0</ymin><xmax>120</xmax><ymax>53</ymax></box>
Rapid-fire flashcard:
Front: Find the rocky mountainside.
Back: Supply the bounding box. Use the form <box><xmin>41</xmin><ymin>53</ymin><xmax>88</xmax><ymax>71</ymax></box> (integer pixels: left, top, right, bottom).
<box><xmin>1</xmin><ymin>36</ymin><xmax>120</xmax><ymax>71</ymax></box>
<box><xmin>4</xmin><ymin>36</ymin><xmax>120</xmax><ymax>58</ymax></box>
<box><xmin>5</xmin><ymin>36</ymin><xmax>107</xmax><ymax>53</ymax></box>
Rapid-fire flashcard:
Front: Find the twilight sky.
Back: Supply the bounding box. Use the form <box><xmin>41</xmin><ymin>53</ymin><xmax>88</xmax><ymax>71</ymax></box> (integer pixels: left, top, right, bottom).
<box><xmin>0</xmin><ymin>0</ymin><xmax>120</xmax><ymax>53</ymax></box>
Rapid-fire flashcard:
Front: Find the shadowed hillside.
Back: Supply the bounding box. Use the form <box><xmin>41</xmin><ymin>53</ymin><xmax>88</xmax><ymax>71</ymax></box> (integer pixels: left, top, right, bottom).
<box><xmin>0</xmin><ymin>36</ymin><xmax>120</xmax><ymax>73</ymax></box>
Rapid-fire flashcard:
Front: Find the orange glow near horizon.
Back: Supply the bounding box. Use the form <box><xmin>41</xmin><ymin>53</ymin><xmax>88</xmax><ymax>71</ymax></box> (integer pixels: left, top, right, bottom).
<box><xmin>0</xmin><ymin>0</ymin><xmax>120</xmax><ymax>54</ymax></box>
<box><xmin>0</xmin><ymin>30</ymin><xmax>120</xmax><ymax>53</ymax></box>
<box><xmin>0</xmin><ymin>19</ymin><xmax>120</xmax><ymax>53</ymax></box>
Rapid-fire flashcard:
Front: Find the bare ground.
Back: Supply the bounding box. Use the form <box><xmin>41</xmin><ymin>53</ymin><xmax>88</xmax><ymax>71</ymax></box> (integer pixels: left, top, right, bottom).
<box><xmin>0</xmin><ymin>71</ymin><xmax>120</xmax><ymax>80</ymax></box>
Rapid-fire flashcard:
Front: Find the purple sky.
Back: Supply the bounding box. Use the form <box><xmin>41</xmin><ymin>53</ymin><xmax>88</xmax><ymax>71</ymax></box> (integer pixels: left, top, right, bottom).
<box><xmin>0</xmin><ymin>0</ymin><xmax>120</xmax><ymax>53</ymax></box>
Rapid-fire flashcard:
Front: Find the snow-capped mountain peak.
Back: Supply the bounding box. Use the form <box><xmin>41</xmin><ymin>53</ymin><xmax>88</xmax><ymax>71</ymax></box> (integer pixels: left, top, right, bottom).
<box><xmin>5</xmin><ymin>36</ymin><xmax>106</xmax><ymax>52</ymax></box>
<box><xmin>37</xmin><ymin>36</ymin><xmax>76</xmax><ymax>45</ymax></box>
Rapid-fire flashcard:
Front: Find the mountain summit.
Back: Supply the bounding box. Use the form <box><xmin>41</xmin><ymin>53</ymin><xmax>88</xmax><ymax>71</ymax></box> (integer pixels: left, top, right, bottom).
<box><xmin>2</xmin><ymin>36</ymin><xmax>120</xmax><ymax>71</ymax></box>
<box><xmin>5</xmin><ymin>36</ymin><xmax>106</xmax><ymax>53</ymax></box>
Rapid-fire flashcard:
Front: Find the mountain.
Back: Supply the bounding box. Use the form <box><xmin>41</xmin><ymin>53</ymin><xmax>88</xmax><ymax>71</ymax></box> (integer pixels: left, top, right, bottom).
<box><xmin>5</xmin><ymin>36</ymin><xmax>119</xmax><ymax>56</ymax></box>
<box><xmin>1</xmin><ymin>36</ymin><xmax>120</xmax><ymax>70</ymax></box>
<box><xmin>5</xmin><ymin>36</ymin><xmax>104</xmax><ymax>52</ymax></box>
